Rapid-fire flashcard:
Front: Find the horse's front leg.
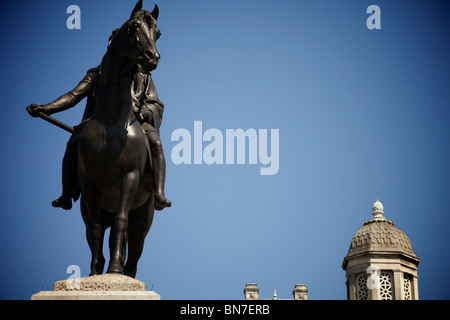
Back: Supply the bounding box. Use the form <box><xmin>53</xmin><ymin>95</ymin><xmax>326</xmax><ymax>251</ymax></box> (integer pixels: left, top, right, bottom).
<box><xmin>80</xmin><ymin>192</ymin><xmax>104</xmax><ymax>276</ymax></box>
<box><xmin>124</xmin><ymin>194</ymin><xmax>155</xmax><ymax>278</ymax></box>
<box><xmin>107</xmin><ymin>170</ymin><xmax>140</xmax><ymax>274</ymax></box>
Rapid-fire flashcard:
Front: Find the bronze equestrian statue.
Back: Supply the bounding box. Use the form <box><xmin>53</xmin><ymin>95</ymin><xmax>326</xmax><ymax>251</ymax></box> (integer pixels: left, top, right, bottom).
<box><xmin>26</xmin><ymin>0</ymin><xmax>169</xmax><ymax>278</ymax></box>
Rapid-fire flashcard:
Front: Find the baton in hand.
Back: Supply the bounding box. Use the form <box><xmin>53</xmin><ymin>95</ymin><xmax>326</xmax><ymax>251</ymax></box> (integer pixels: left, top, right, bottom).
<box><xmin>36</xmin><ymin>112</ymin><xmax>74</xmax><ymax>134</ymax></box>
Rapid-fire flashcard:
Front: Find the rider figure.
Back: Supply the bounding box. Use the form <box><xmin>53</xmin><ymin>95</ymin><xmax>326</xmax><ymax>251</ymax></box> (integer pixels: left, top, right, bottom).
<box><xmin>131</xmin><ymin>63</ymin><xmax>171</xmax><ymax>210</ymax></box>
<box><xmin>26</xmin><ymin>32</ymin><xmax>171</xmax><ymax>211</ymax></box>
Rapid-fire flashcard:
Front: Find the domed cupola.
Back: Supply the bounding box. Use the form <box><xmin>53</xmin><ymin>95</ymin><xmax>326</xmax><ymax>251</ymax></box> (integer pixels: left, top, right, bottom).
<box><xmin>342</xmin><ymin>200</ymin><xmax>420</xmax><ymax>300</ymax></box>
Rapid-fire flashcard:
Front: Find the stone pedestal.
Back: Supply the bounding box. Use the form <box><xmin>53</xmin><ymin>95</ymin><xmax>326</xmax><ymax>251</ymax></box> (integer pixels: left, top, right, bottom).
<box><xmin>31</xmin><ymin>274</ymin><xmax>160</xmax><ymax>300</ymax></box>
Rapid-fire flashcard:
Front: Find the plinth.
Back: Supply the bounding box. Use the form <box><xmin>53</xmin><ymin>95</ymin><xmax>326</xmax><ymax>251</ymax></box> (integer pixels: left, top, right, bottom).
<box><xmin>31</xmin><ymin>274</ymin><xmax>160</xmax><ymax>300</ymax></box>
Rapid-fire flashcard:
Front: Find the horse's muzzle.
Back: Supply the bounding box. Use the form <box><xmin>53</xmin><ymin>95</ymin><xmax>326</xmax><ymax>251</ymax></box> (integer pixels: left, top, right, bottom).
<box><xmin>145</xmin><ymin>50</ymin><xmax>160</xmax><ymax>62</ymax></box>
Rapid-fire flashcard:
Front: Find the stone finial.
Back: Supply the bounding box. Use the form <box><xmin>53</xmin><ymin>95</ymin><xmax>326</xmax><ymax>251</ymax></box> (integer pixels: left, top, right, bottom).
<box><xmin>244</xmin><ymin>283</ymin><xmax>259</xmax><ymax>300</ymax></box>
<box><xmin>371</xmin><ymin>199</ymin><xmax>385</xmax><ymax>220</ymax></box>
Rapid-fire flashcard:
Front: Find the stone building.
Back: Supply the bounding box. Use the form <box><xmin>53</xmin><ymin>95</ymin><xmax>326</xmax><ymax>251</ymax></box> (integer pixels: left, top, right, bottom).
<box><xmin>244</xmin><ymin>283</ymin><xmax>308</xmax><ymax>300</ymax></box>
<box><xmin>342</xmin><ymin>200</ymin><xmax>420</xmax><ymax>300</ymax></box>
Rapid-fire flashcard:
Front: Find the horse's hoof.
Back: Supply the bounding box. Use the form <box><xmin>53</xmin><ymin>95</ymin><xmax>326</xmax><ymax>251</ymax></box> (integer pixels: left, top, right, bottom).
<box><xmin>124</xmin><ymin>265</ymin><xmax>137</xmax><ymax>278</ymax></box>
<box><xmin>106</xmin><ymin>263</ymin><xmax>124</xmax><ymax>275</ymax></box>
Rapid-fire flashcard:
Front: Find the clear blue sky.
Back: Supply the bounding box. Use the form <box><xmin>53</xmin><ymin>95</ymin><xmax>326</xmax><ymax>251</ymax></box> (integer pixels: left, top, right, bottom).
<box><xmin>0</xmin><ymin>0</ymin><xmax>449</xmax><ymax>300</ymax></box>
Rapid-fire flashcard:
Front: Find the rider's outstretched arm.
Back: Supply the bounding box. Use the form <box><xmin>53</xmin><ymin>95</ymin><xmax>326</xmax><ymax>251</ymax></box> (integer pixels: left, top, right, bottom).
<box><xmin>27</xmin><ymin>68</ymin><xmax>97</xmax><ymax>117</ymax></box>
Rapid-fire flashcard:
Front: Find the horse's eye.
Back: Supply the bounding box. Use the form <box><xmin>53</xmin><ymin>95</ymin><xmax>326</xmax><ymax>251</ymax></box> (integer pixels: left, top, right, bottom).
<box><xmin>131</xmin><ymin>20</ymin><xmax>141</xmax><ymax>30</ymax></box>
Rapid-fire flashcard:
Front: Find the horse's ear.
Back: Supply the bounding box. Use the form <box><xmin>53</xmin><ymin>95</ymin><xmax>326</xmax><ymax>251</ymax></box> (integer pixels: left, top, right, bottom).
<box><xmin>151</xmin><ymin>4</ymin><xmax>159</xmax><ymax>21</ymax></box>
<box><xmin>130</xmin><ymin>0</ymin><xmax>143</xmax><ymax>19</ymax></box>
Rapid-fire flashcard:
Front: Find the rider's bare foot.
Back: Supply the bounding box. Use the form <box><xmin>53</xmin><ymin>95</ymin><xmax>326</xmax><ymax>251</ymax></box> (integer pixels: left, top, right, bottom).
<box><xmin>52</xmin><ymin>196</ymin><xmax>72</xmax><ymax>210</ymax></box>
<box><xmin>154</xmin><ymin>193</ymin><xmax>171</xmax><ymax>211</ymax></box>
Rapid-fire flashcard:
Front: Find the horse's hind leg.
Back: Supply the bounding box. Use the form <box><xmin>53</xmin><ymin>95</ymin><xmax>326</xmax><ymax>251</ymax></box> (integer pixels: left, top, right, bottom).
<box><xmin>107</xmin><ymin>170</ymin><xmax>140</xmax><ymax>274</ymax></box>
<box><xmin>124</xmin><ymin>196</ymin><xmax>155</xmax><ymax>278</ymax></box>
<box><xmin>81</xmin><ymin>193</ymin><xmax>105</xmax><ymax>276</ymax></box>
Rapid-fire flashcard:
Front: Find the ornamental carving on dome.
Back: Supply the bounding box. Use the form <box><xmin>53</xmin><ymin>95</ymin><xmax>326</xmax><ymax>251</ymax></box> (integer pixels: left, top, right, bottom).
<box><xmin>348</xmin><ymin>220</ymin><xmax>415</xmax><ymax>256</ymax></box>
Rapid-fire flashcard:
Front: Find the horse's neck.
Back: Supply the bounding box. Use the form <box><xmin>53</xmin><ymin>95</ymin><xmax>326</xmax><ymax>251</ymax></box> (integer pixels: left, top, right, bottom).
<box><xmin>94</xmin><ymin>53</ymin><xmax>135</xmax><ymax>128</ymax></box>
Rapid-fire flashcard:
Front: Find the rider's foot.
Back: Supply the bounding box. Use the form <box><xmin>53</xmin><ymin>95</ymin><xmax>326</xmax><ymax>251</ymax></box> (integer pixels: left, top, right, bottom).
<box><xmin>52</xmin><ymin>196</ymin><xmax>72</xmax><ymax>210</ymax></box>
<box><xmin>154</xmin><ymin>192</ymin><xmax>171</xmax><ymax>211</ymax></box>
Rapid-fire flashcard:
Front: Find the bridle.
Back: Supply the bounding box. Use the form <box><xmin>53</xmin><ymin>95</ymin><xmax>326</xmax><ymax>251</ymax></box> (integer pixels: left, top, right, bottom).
<box><xmin>98</xmin><ymin>19</ymin><xmax>153</xmax><ymax>86</ymax></box>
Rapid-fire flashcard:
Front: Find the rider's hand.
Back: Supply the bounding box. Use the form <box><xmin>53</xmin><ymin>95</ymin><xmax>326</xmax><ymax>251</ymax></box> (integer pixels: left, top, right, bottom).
<box><xmin>26</xmin><ymin>104</ymin><xmax>46</xmax><ymax>117</ymax></box>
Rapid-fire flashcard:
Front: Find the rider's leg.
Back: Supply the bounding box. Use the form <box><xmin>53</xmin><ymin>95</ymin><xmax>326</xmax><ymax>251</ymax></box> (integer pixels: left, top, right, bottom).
<box><xmin>146</xmin><ymin>130</ymin><xmax>171</xmax><ymax>210</ymax></box>
<box><xmin>52</xmin><ymin>135</ymin><xmax>77</xmax><ymax>210</ymax></box>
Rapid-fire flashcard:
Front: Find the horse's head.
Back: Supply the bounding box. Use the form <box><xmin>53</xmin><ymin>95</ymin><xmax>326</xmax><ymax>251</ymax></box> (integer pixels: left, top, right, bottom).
<box><xmin>111</xmin><ymin>1</ymin><xmax>161</xmax><ymax>72</ymax></box>
<box><xmin>128</xmin><ymin>1</ymin><xmax>161</xmax><ymax>72</ymax></box>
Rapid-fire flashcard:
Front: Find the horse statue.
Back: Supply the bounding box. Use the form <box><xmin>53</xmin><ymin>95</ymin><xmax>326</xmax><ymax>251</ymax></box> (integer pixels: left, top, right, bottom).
<box><xmin>77</xmin><ymin>0</ymin><xmax>161</xmax><ymax>277</ymax></box>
